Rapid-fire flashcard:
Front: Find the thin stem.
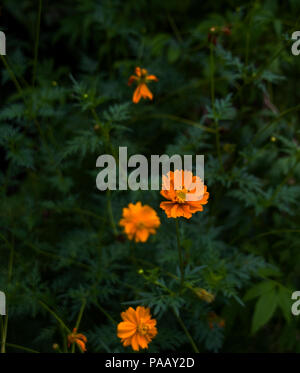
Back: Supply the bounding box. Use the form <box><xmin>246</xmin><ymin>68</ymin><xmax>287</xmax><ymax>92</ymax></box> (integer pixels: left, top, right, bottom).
<box><xmin>6</xmin><ymin>343</ymin><xmax>39</xmax><ymax>353</ymax></box>
<box><xmin>107</xmin><ymin>189</ymin><xmax>118</xmax><ymax>236</ymax></box>
<box><xmin>0</xmin><ymin>55</ymin><xmax>24</xmax><ymax>97</ymax></box>
<box><xmin>38</xmin><ymin>300</ymin><xmax>70</xmax><ymax>334</ymax></box>
<box><xmin>210</xmin><ymin>43</ymin><xmax>223</xmax><ymax>172</ymax></box>
<box><xmin>249</xmin><ymin>229</ymin><xmax>300</xmax><ymax>241</ymax></box>
<box><xmin>210</xmin><ymin>43</ymin><xmax>215</xmax><ymax>109</ymax></box>
<box><xmin>175</xmin><ymin>219</ymin><xmax>184</xmax><ymax>288</ymax></box>
<box><xmin>32</xmin><ymin>0</ymin><xmax>42</xmax><ymax>86</ymax></box>
<box><xmin>167</xmin><ymin>12</ymin><xmax>183</xmax><ymax>43</ymax></box>
<box><xmin>25</xmin><ymin>241</ymin><xmax>90</xmax><ymax>270</ymax></box>
<box><xmin>94</xmin><ymin>300</ymin><xmax>117</xmax><ymax>325</ymax></box>
<box><xmin>252</xmin><ymin>103</ymin><xmax>300</xmax><ymax>144</ymax></box>
<box><xmin>146</xmin><ymin>113</ymin><xmax>216</xmax><ymax>133</ymax></box>
<box><xmin>173</xmin><ymin>308</ymin><xmax>199</xmax><ymax>353</ymax></box>
<box><xmin>74</xmin><ymin>300</ymin><xmax>86</xmax><ymax>331</ymax></box>
<box><xmin>245</xmin><ymin>30</ymin><xmax>250</xmax><ymax>66</ymax></box>
<box><xmin>72</xmin><ymin>299</ymin><xmax>86</xmax><ymax>353</ymax></box>
<box><xmin>1</xmin><ymin>316</ymin><xmax>8</xmax><ymax>353</ymax></box>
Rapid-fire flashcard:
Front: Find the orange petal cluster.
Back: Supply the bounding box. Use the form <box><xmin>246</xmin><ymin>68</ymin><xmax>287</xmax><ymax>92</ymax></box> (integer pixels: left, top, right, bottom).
<box><xmin>207</xmin><ymin>312</ymin><xmax>225</xmax><ymax>329</ymax></box>
<box><xmin>67</xmin><ymin>328</ymin><xmax>87</xmax><ymax>352</ymax></box>
<box><xmin>128</xmin><ymin>67</ymin><xmax>158</xmax><ymax>104</ymax></box>
<box><xmin>117</xmin><ymin>306</ymin><xmax>157</xmax><ymax>351</ymax></box>
<box><xmin>119</xmin><ymin>202</ymin><xmax>160</xmax><ymax>242</ymax></box>
<box><xmin>208</xmin><ymin>25</ymin><xmax>231</xmax><ymax>45</ymax></box>
<box><xmin>160</xmin><ymin>170</ymin><xmax>209</xmax><ymax>219</ymax></box>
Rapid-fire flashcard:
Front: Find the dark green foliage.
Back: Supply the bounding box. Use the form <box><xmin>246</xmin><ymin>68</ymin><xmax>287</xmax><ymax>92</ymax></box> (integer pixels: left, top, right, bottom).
<box><xmin>0</xmin><ymin>0</ymin><xmax>300</xmax><ymax>353</ymax></box>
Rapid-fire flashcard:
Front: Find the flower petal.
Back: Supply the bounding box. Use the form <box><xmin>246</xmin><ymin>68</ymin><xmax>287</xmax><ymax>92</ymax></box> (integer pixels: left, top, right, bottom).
<box><xmin>146</xmin><ymin>74</ymin><xmax>158</xmax><ymax>81</ymax></box>
<box><xmin>133</xmin><ymin>85</ymin><xmax>142</xmax><ymax>103</ymax></box>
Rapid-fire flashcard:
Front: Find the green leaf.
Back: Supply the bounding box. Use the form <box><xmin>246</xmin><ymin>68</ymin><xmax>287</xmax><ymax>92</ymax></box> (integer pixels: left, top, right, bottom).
<box><xmin>258</xmin><ymin>267</ymin><xmax>282</xmax><ymax>278</ymax></box>
<box><xmin>167</xmin><ymin>43</ymin><xmax>180</xmax><ymax>63</ymax></box>
<box><xmin>277</xmin><ymin>286</ymin><xmax>292</xmax><ymax>323</ymax></box>
<box><xmin>251</xmin><ymin>289</ymin><xmax>278</xmax><ymax>334</ymax></box>
<box><xmin>244</xmin><ymin>280</ymin><xmax>275</xmax><ymax>301</ymax></box>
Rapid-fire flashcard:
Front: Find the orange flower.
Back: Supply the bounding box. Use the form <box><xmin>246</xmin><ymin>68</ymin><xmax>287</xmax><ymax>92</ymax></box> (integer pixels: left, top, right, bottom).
<box><xmin>208</xmin><ymin>25</ymin><xmax>231</xmax><ymax>45</ymax></box>
<box><xmin>207</xmin><ymin>312</ymin><xmax>225</xmax><ymax>330</ymax></box>
<box><xmin>119</xmin><ymin>202</ymin><xmax>160</xmax><ymax>242</ymax></box>
<box><xmin>160</xmin><ymin>170</ymin><xmax>209</xmax><ymax>219</ymax></box>
<box><xmin>117</xmin><ymin>306</ymin><xmax>157</xmax><ymax>351</ymax></box>
<box><xmin>67</xmin><ymin>328</ymin><xmax>87</xmax><ymax>352</ymax></box>
<box><xmin>128</xmin><ymin>67</ymin><xmax>158</xmax><ymax>104</ymax></box>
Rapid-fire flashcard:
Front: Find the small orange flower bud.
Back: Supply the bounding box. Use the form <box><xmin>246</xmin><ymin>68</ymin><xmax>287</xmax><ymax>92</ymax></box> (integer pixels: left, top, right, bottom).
<box><xmin>67</xmin><ymin>328</ymin><xmax>87</xmax><ymax>352</ymax></box>
<box><xmin>128</xmin><ymin>67</ymin><xmax>158</xmax><ymax>104</ymax></box>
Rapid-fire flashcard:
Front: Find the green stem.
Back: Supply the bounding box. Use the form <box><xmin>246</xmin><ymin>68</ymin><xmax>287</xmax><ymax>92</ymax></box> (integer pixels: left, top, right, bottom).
<box><xmin>94</xmin><ymin>300</ymin><xmax>117</xmax><ymax>325</ymax></box>
<box><xmin>32</xmin><ymin>0</ymin><xmax>43</xmax><ymax>86</ymax></box>
<box><xmin>146</xmin><ymin>113</ymin><xmax>216</xmax><ymax>133</ymax></box>
<box><xmin>210</xmin><ymin>43</ymin><xmax>223</xmax><ymax>172</ymax></box>
<box><xmin>74</xmin><ymin>300</ymin><xmax>86</xmax><ymax>331</ymax></box>
<box><xmin>1</xmin><ymin>316</ymin><xmax>8</xmax><ymax>353</ymax></box>
<box><xmin>72</xmin><ymin>299</ymin><xmax>86</xmax><ymax>353</ymax></box>
<box><xmin>175</xmin><ymin>219</ymin><xmax>184</xmax><ymax>288</ymax></box>
<box><xmin>6</xmin><ymin>343</ymin><xmax>39</xmax><ymax>353</ymax></box>
<box><xmin>252</xmin><ymin>103</ymin><xmax>300</xmax><ymax>144</ymax></box>
<box><xmin>38</xmin><ymin>300</ymin><xmax>70</xmax><ymax>334</ymax></box>
<box><xmin>249</xmin><ymin>229</ymin><xmax>300</xmax><ymax>241</ymax></box>
<box><xmin>0</xmin><ymin>55</ymin><xmax>24</xmax><ymax>97</ymax></box>
<box><xmin>107</xmin><ymin>190</ymin><xmax>118</xmax><ymax>236</ymax></box>
<box><xmin>210</xmin><ymin>43</ymin><xmax>215</xmax><ymax>108</ymax></box>
<box><xmin>173</xmin><ymin>308</ymin><xmax>199</xmax><ymax>353</ymax></box>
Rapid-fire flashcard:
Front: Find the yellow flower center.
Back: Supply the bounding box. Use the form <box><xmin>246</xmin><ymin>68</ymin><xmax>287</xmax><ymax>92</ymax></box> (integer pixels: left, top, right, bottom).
<box><xmin>175</xmin><ymin>188</ymin><xmax>187</xmax><ymax>203</ymax></box>
<box><xmin>137</xmin><ymin>323</ymin><xmax>149</xmax><ymax>336</ymax></box>
<box><xmin>137</xmin><ymin>222</ymin><xmax>145</xmax><ymax>229</ymax></box>
<box><xmin>138</xmin><ymin>69</ymin><xmax>148</xmax><ymax>84</ymax></box>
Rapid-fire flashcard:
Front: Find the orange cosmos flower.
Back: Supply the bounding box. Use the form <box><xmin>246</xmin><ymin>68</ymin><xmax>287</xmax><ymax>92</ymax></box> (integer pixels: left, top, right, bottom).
<box><xmin>119</xmin><ymin>202</ymin><xmax>160</xmax><ymax>242</ymax></box>
<box><xmin>128</xmin><ymin>67</ymin><xmax>158</xmax><ymax>104</ymax></box>
<box><xmin>67</xmin><ymin>328</ymin><xmax>87</xmax><ymax>352</ymax></box>
<box><xmin>117</xmin><ymin>306</ymin><xmax>157</xmax><ymax>351</ymax></box>
<box><xmin>160</xmin><ymin>170</ymin><xmax>209</xmax><ymax>219</ymax></box>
